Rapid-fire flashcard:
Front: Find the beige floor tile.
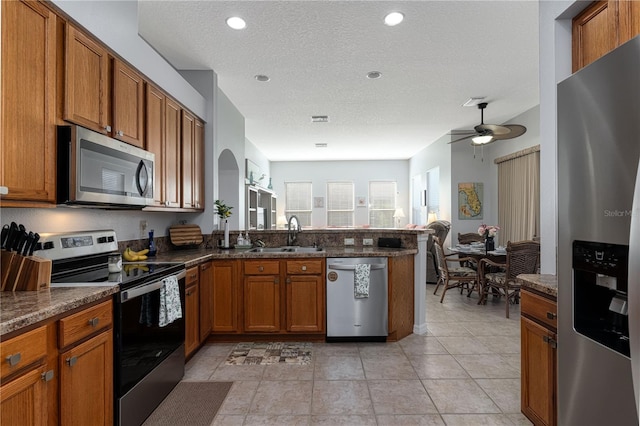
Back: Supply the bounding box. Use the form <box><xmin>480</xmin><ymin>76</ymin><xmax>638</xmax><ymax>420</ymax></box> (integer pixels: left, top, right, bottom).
<box><xmin>217</xmin><ymin>381</ymin><xmax>260</xmax><ymax>415</ymax></box>
<box><xmin>463</xmin><ymin>321</ymin><xmax>520</xmax><ymax>337</ymax></box>
<box><xmin>310</xmin><ymin>415</ymin><xmax>377</xmax><ymax>425</ymax></box>
<box><xmin>263</xmin><ymin>363</ymin><xmax>314</xmax><ymax>380</ymax></box>
<box><xmin>358</xmin><ymin>342</ymin><xmax>404</xmax><ymax>358</ymax></box>
<box><xmin>501</xmin><ymin>354</ymin><xmax>521</xmax><ymax>371</ymax></box>
<box><xmin>243</xmin><ymin>415</ymin><xmax>311</xmax><ymax>425</ymax></box>
<box><xmin>422</xmin><ymin>379</ymin><xmax>501</xmax><ymax>414</ymax></box>
<box><xmin>398</xmin><ymin>335</ymin><xmax>449</xmax><ymax>355</ymax></box>
<box><xmin>313</xmin><ymin>343</ymin><xmax>360</xmax><ymax>357</ymax></box>
<box><xmin>311</xmin><ymin>380</ymin><xmax>373</xmax><ymax>415</ymax></box>
<box><xmin>436</xmin><ymin>336</ymin><xmax>493</xmax><ymax>354</ymax></box>
<box><xmin>506</xmin><ymin>412</ymin><xmax>534</xmax><ymax>425</ymax></box>
<box><xmin>314</xmin><ymin>356</ymin><xmax>365</xmax><ymax>380</ymax></box>
<box><xmin>376</xmin><ymin>414</ymin><xmax>446</xmax><ymax>425</ymax></box>
<box><xmin>453</xmin><ymin>354</ymin><xmax>520</xmax><ymax>379</ymax></box>
<box><xmin>440</xmin><ymin>413</ymin><xmax>515</xmax><ymax>425</ymax></box>
<box><xmin>368</xmin><ymin>379</ymin><xmax>438</xmax><ymax>415</ymax></box>
<box><xmin>199</xmin><ymin>343</ymin><xmax>236</xmax><ymax>357</ymax></box>
<box><xmin>475</xmin><ymin>378</ymin><xmax>521</xmax><ymax>413</ymax></box>
<box><xmin>408</xmin><ymin>354</ymin><xmax>470</xmax><ymax>379</ymax></box>
<box><xmin>362</xmin><ymin>355</ymin><xmax>419</xmax><ymax>380</ymax></box>
<box><xmin>249</xmin><ymin>380</ymin><xmax>313</xmax><ymax>415</ymax></box>
<box><xmin>211</xmin><ymin>364</ymin><xmax>265</xmax><ymax>381</ymax></box>
<box><xmin>426</xmin><ymin>322</ymin><xmax>474</xmax><ymax>337</ymax></box>
<box><xmin>183</xmin><ymin>355</ymin><xmax>225</xmax><ymax>380</ymax></box>
<box><xmin>477</xmin><ymin>336</ymin><xmax>521</xmax><ymax>354</ymax></box>
<box><xmin>211</xmin><ymin>414</ymin><xmax>245</xmax><ymax>425</ymax></box>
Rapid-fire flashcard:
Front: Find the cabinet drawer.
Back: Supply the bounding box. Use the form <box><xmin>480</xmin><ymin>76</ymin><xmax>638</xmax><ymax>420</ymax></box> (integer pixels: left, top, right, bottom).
<box><xmin>286</xmin><ymin>260</ymin><xmax>323</xmax><ymax>275</ymax></box>
<box><xmin>186</xmin><ymin>266</ymin><xmax>199</xmax><ymax>286</ymax></box>
<box><xmin>521</xmin><ymin>290</ymin><xmax>557</xmax><ymax>330</ymax></box>
<box><xmin>1</xmin><ymin>326</ymin><xmax>47</xmax><ymax>379</ymax></box>
<box><xmin>59</xmin><ymin>299</ymin><xmax>113</xmax><ymax>348</ymax></box>
<box><xmin>244</xmin><ymin>260</ymin><xmax>279</xmax><ymax>275</ymax></box>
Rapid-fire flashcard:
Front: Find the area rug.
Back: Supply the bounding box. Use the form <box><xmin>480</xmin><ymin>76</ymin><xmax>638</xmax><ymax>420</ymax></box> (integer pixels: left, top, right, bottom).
<box><xmin>225</xmin><ymin>342</ymin><xmax>313</xmax><ymax>365</ymax></box>
<box><xmin>142</xmin><ymin>381</ymin><xmax>232</xmax><ymax>426</ymax></box>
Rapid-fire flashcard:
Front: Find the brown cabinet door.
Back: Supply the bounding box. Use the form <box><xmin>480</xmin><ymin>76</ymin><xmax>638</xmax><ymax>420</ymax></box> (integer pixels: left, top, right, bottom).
<box><xmin>185</xmin><ymin>282</ymin><xmax>200</xmax><ymax>357</ymax></box>
<box><xmin>145</xmin><ymin>84</ymin><xmax>165</xmax><ymax>206</ymax></box>
<box><xmin>1</xmin><ymin>0</ymin><xmax>56</xmax><ymax>205</ymax></box>
<box><xmin>112</xmin><ymin>58</ymin><xmax>144</xmax><ymax>147</ymax></box>
<box><xmin>193</xmin><ymin>119</ymin><xmax>205</xmax><ymax>210</ymax></box>
<box><xmin>64</xmin><ymin>24</ymin><xmax>109</xmax><ymax>133</ymax></box>
<box><xmin>619</xmin><ymin>0</ymin><xmax>640</xmax><ymax>44</ymax></box>
<box><xmin>573</xmin><ymin>0</ymin><xmax>618</xmax><ymax>72</ymax></box>
<box><xmin>286</xmin><ymin>274</ymin><xmax>324</xmax><ymax>333</ymax></box>
<box><xmin>164</xmin><ymin>98</ymin><xmax>182</xmax><ymax>208</ymax></box>
<box><xmin>59</xmin><ymin>329</ymin><xmax>113</xmax><ymax>426</ymax></box>
<box><xmin>521</xmin><ymin>316</ymin><xmax>557</xmax><ymax>426</ymax></box>
<box><xmin>181</xmin><ymin>110</ymin><xmax>195</xmax><ymax>209</ymax></box>
<box><xmin>244</xmin><ymin>275</ymin><xmax>280</xmax><ymax>332</ymax></box>
<box><xmin>212</xmin><ymin>260</ymin><xmax>239</xmax><ymax>333</ymax></box>
<box><xmin>199</xmin><ymin>261</ymin><xmax>213</xmax><ymax>342</ymax></box>
<box><xmin>0</xmin><ymin>365</ymin><xmax>47</xmax><ymax>426</ymax></box>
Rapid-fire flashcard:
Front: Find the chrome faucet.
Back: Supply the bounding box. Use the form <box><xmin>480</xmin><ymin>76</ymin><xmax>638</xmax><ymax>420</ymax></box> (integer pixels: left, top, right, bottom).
<box><xmin>287</xmin><ymin>215</ymin><xmax>300</xmax><ymax>246</ymax></box>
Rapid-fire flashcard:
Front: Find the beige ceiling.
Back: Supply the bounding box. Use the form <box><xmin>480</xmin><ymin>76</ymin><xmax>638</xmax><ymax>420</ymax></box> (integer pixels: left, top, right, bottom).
<box><xmin>138</xmin><ymin>0</ymin><xmax>539</xmax><ymax>161</ymax></box>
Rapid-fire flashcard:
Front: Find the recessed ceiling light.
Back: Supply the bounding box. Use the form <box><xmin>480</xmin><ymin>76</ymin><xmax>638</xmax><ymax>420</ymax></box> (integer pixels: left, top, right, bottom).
<box><xmin>367</xmin><ymin>71</ymin><xmax>382</xmax><ymax>79</ymax></box>
<box><xmin>226</xmin><ymin>16</ymin><xmax>246</xmax><ymax>30</ymax></box>
<box><xmin>254</xmin><ymin>75</ymin><xmax>270</xmax><ymax>82</ymax></box>
<box><xmin>384</xmin><ymin>12</ymin><xmax>404</xmax><ymax>26</ymax></box>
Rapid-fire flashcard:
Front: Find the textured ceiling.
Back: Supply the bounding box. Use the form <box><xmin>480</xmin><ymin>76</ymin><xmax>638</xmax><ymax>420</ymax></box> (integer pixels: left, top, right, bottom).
<box><xmin>138</xmin><ymin>0</ymin><xmax>539</xmax><ymax>161</ymax></box>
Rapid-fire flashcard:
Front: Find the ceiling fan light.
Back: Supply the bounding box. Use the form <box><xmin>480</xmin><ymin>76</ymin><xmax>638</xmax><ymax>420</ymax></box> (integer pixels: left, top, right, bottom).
<box><xmin>472</xmin><ymin>135</ymin><xmax>493</xmax><ymax>145</ymax></box>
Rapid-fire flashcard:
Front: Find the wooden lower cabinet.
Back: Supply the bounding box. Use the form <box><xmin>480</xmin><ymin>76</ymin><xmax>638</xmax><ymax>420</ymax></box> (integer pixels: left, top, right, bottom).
<box><xmin>59</xmin><ymin>329</ymin><xmax>113</xmax><ymax>426</ymax></box>
<box><xmin>244</xmin><ymin>274</ymin><xmax>281</xmax><ymax>333</ymax></box>
<box><xmin>199</xmin><ymin>261</ymin><xmax>213</xmax><ymax>342</ymax></box>
<box><xmin>285</xmin><ymin>260</ymin><xmax>325</xmax><ymax>333</ymax></box>
<box><xmin>185</xmin><ymin>266</ymin><xmax>200</xmax><ymax>358</ymax></box>
<box><xmin>521</xmin><ymin>289</ymin><xmax>557</xmax><ymax>426</ymax></box>
<box><xmin>0</xmin><ymin>365</ymin><xmax>48</xmax><ymax>426</ymax></box>
<box><xmin>211</xmin><ymin>260</ymin><xmax>239</xmax><ymax>333</ymax></box>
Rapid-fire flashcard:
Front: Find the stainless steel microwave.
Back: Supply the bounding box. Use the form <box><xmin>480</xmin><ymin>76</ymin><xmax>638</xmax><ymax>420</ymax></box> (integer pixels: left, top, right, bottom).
<box><xmin>57</xmin><ymin>125</ymin><xmax>154</xmax><ymax>208</ymax></box>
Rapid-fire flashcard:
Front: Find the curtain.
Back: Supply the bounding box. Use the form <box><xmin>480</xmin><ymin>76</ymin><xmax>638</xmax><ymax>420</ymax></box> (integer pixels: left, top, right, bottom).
<box><xmin>496</xmin><ymin>146</ymin><xmax>540</xmax><ymax>246</ymax></box>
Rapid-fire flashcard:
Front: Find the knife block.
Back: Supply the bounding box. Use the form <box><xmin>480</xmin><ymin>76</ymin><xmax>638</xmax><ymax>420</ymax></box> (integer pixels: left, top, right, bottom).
<box><xmin>1</xmin><ymin>250</ymin><xmax>16</xmax><ymax>290</ymax></box>
<box><xmin>1</xmin><ymin>253</ymin><xmax>51</xmax><ymax>291</ymax></box>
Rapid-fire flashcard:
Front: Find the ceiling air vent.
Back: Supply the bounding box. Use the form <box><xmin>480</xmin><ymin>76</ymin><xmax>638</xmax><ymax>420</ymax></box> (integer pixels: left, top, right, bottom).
<box><xmin>311</xmin><ymin>116</ymin><xmax>329</xmax><ymax>123</ymax></box>
<box><xmin>315</xmin><ymin>143</ymin><xmax>328</xmax><ymax>148</ymax></box>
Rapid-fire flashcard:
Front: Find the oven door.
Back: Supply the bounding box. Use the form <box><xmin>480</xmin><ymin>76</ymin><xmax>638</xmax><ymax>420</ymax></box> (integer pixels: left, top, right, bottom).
<box><xmin>114</xmin><ymin>271</ymin><xmax>186</xmax><ymax>398</ymax></box>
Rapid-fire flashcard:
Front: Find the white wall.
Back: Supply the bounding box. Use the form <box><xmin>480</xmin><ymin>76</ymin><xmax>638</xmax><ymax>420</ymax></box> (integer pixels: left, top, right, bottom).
<box><xmin>245</xmin><ymin>139</ymin><xmax>272</xmax><ymax>187</ymax></box>
<box><xmin>270</xmin><ymin>161</ymin><xmax>410</xmax><ymax>228</ymax></box>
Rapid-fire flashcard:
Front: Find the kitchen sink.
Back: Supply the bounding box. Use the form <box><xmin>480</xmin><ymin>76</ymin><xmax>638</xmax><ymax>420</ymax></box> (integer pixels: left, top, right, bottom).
<box><xmin>248</xmin><ymin>246</ymin><xmax>324</xmax><ymax>253</ymax></box>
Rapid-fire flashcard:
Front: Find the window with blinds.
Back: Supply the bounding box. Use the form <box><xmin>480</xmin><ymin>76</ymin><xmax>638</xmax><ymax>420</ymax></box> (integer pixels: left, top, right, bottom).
<box><xmin>327</xmin><ymin>182</ymin><xmax>354</xmax><ymax>227</ymax></box>
<box><xmin>285</xmin><ymin>182</ymin><xmax>312</xmax><ymax>227</ymax></box>
<box><xmin>369</xmin><ymin>181</ymin><xmax>396</xmax><ymax>228</ymax></box>
<box><xmin>427</xmin><ymin>167</ymin><xmax>440</xmax><ymax>218</ymax></box>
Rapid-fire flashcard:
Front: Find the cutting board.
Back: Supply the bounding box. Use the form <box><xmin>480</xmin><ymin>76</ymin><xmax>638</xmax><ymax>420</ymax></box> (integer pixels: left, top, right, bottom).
<box><xmin>169</xmin><ymin>224</ymin><xmax>203</xmax><ymax>247</ymax></box>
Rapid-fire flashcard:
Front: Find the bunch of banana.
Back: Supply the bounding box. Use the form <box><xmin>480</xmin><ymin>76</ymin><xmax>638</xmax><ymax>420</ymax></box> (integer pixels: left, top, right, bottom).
<box><xmin>123</xmin><ymin>247</ymin><xmax>149</xmax><ymax>262</ymax></box>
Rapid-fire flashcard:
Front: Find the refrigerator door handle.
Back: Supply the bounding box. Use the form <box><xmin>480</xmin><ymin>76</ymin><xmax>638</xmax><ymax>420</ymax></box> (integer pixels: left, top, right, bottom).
<box><xmin>629</xmin><ymin>158</ymin><xmax>640</xmax><ymax>417</ymax></box>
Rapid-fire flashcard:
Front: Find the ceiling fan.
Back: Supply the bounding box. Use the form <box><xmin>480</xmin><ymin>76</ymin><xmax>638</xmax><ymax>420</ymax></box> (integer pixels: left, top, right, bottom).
<box><xmin>448</xmin><ymin>102</ymin><xmax>527</xmax><ymax>145</ymax></box>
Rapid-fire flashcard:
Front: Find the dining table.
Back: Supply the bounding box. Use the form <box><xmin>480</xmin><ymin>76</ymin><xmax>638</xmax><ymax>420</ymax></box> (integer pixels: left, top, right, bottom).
<box><xmin>447</xmin><ymin>243</ymin><xmax>507</xmax><ymax>304</ymax></box>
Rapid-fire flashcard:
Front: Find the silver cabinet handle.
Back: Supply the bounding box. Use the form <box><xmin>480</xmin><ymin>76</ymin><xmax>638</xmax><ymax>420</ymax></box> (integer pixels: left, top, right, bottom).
<box><xmin>117</xmin><ymin>130</ymin><xmax>124</xmax><ymax>137</ymax></box>
<box><xmin>66</xmin><ymin>356</ymin><xmax>78</xmax><ymax>367</ymax></box>
<box><xmin>41</xmin><ymin>370</ymin><xmax>54</xmax><ymax>382</ymax></box>
<box><xmin>302</xmin><ymin>265</ymin><xmax>307</xmax><ymax>271</ymax></box>
<box><xmin>258</xmin><ymin>266</ymin><xmax>264</xmax><ymax>272</ymax></box>
<box><xmin>546</xmin><ymin>311</ymin><xmax>557</xmax><ymax>320</ymax></box>
<box><xmin>542</xmin><ymin>335</ymin><xmax>557</xmax><ymax>349</ymax></box>
<box><xmin>5</xmin><ymin>353</ymin><xmax>21</xmax><ymax>367</ymax></box>
<box><xmin>104</xmin><ymin>125</ymin><xmax>112</xmax><ymax>132</ymax></box>
<box><xmin>88</xmin><ymin>317</ymin><xmax>99</xmax><ymax>328</ymax></box>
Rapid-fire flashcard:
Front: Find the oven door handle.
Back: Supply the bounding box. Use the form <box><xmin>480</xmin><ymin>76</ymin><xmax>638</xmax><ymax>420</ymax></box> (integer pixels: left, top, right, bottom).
<box><xmin>120</xmin><ymin>269</ymin><xmax>186</xmax><ymax>302</ymax></box>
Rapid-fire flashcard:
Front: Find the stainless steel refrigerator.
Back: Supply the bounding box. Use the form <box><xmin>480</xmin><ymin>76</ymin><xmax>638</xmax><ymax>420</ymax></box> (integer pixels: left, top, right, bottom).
<box><xmin>558</xmin><ymin>35</ymin><xmax>640</xmax><ymax>425</ymax></box>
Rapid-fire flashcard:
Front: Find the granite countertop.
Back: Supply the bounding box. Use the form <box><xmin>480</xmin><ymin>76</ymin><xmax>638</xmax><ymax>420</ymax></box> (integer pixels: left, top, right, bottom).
<box><xmin>518</xmin><ymin>274</ymin><xmax>557</xmax><ymax>298</ymax></box>
<box><xmin>1</xmin><ymin>286</ymin><xmax>119</xmax><ymax>337</ymax></box>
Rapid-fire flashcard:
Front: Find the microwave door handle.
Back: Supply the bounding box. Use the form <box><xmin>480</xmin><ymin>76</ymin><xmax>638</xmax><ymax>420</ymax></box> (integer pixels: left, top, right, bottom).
<box><xmin>135</xmin><ymin>160</ymin><xmax>149</xmax><ymax>196</ymax></box>
<box><xmin>628</xmin><ymin>157</ymin><xmax>640</xmax><ymax>416</ymax></box>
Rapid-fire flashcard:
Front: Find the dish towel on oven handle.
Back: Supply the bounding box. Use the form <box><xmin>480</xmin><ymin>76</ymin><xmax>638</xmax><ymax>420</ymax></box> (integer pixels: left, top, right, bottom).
<box><xmin>159</xmin><ymin>275</ymin><xmax>182</xmax><ymax>327</ymax></box>
<box><xmin>354</xmin><ymin>263</ymin><xmax>371</xmax><ymax>298</ymax></box>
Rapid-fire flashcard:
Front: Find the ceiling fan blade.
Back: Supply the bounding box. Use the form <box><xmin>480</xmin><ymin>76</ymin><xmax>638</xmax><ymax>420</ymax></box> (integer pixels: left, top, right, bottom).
<box><xmin>475</xmin><ymin>123</ymin><xmax>511</xmax><ymax>136</ymax></box>
<box><xmin>448</xmin><ymin>134</ymin><xmax>476</xmax><ymax>144</ymax></box>
<box><xmin>448</xmin><ymin>129</ymin><xmax>476</xmax><ymax>136</ymax></box>
<box><xmin>491</xmin><ymin>125</ymin><xmax>527</xmax><ymax>140</ymax></box>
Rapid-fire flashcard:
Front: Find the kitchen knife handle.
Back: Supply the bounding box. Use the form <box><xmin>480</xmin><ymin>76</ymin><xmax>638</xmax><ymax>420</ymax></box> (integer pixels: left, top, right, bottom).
<box><xmin>29</xmin><ymin>233</ymin><xmax>40</xmax><ymax>256</ymax></box>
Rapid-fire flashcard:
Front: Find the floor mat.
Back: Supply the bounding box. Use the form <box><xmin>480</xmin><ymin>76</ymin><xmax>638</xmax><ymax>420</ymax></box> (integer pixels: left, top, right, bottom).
<box><xmin>225</xmin><ymin>342</ymin><xmax>313</xmax><ymax>365</ymax></box>
<box><xmin>142</xmin><ymin>381</ymin><xmax>232</xmax><ymax>426</ymax></box>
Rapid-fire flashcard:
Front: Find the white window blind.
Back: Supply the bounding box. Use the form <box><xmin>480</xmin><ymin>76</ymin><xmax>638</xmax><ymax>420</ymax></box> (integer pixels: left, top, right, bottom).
<box><xmin>285</xmin><ymin>182</ymin><xmax>312</xmax><ymax>227</ymax></box>
<box><xmin>327</xmin><ymin>182</ymin><xmax>354</xmax><ymax>227</ymax></box>
<box><xmin>369</xmin><ymin>181</ymin><xmax>396</xmax><ymax>228</ymax></box>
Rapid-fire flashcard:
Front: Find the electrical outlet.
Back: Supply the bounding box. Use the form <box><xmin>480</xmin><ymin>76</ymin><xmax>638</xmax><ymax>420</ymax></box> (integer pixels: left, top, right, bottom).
<box><xmin>139</xmin><ymin>220</ymin><xmax>147</xmax><ymax>238</ymax></box>
<box><xmin>344</xmin><ymin>238</ymin><xmax>355</xmax><ymax>246</ymax></box>
<box><xmin>363</xmin><ymin>238</ymin><xmax>373</xmax><ymax>246</ymax></box>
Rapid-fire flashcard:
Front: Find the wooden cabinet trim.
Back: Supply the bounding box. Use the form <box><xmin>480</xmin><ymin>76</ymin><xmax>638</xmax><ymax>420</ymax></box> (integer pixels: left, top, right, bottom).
<box><xmin>112</xmin><ymin>58</ymin><xmax>145</xmax><ymax>147</ymax></box>
<box><xmin>286</xmin><ymin>260</ymin><xmax>323</xmax><ymax>275</ymax></box>
<box><xmin>58</xmin><ymin>299</ymin><xmax>112</xmax><ymax>349</ymax></box>
<box><xmin>244</xmin><ymin>260</ymin><xmax>280</xmax><ymax>275</ymax></box>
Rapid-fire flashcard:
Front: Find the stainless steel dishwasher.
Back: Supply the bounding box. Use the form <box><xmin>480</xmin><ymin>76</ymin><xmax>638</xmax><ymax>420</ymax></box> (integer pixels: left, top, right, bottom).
<box><xmin>326</xmin><ymin>257</ymin><xmax>388</xmax><ymax>341</ymax></box>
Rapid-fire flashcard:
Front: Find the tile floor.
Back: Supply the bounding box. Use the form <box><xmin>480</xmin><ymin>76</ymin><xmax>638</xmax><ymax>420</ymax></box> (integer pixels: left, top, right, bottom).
<box><xmin>182</xmin><ymin>285</ymin><xmax>533</xmax><ymax>425</ymax></box>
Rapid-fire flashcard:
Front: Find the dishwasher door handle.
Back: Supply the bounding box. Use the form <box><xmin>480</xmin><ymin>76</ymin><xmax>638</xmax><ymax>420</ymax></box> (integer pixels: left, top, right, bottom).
<box><xmin>328</xmin><ymin>264</ymin><xmax>386</xmax><ymax>271</ymax></box>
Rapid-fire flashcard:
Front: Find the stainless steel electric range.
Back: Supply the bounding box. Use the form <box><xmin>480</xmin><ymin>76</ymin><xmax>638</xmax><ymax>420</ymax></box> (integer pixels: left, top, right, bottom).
<box><xmin>36</xmin><ymin>229</ymin><xmax>187</xmax><ymax>426</ymax></box>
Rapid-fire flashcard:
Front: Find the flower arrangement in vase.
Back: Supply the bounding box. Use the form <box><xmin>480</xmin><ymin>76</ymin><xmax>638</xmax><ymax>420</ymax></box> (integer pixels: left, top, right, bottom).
<box><xmin>215</xmin><ymin>200</ymin><xmax>233</xmax><ymax>248</ymax></box>
<box><xmin>478</xmin><ymin>224</ymin><xmax>500</xmax><ymax>252</ymax></box>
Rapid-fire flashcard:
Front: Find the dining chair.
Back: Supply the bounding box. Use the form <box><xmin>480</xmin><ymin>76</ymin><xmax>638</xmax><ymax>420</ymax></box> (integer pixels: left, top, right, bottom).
<box><xmin>457</xmin><ymin>232</ymin><xmax>484</xmax><ymax>245</ymax></box>
<box><xmin>432</xmin><ymin>236</ymin><xmax>479</xmax><ymax>303</ymax></box>
<box><xmin>478</xmin><ymin>240</ymin><xmax>540</xmax><ymax>318</ymax></box>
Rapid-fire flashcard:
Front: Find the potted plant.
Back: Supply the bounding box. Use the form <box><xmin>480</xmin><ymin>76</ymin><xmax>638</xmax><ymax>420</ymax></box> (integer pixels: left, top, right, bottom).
<box><xmin>215</xmin><ymin>200</ymin><xmax>233</xmax><ymax>248</ymax></box>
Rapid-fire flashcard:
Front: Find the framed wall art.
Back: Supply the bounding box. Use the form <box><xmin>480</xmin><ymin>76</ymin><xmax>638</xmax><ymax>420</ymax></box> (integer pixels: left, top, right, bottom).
<box><xmin>458</xmin><ymin>182</ymin><xmax>483</xmax><ymax>220</ymax></box>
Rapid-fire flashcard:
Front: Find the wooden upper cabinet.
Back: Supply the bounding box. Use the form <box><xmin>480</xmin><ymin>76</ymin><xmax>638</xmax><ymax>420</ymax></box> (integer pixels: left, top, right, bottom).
<box><xmin>112</xmin><ymin>59</ymin><xmax>144</xmax><ymax>147</ymax></box>
<box><xmin>193</xmin><ymin>119</ymin><xmax>205</xmax><ymax>210</ymax></box>
<box><xmin>181</xmin><ymin>110</ymin><xmax>195</xmax><ymax>209</ymax></box>
<box><xmin>573</xmin><ymin>0</ymin><xmax>640</xmax><ymax>72</ymax></box>
<box><xmin>64</xmin><ymin>24</ymin><xmax>109</xmax><ymax>133</ymax></box>
<box><xmin>1</xmin><ymin>0</ymin><xmax>57</xmax><ymax>205</ymax></box>
<box><xmin>165</xmin><ymin>99</ymin><xmax>182</xmax><ymax>208</ymax></box>
<box><xmin>145</xmin><ymin>84</ymin><xmax>165</xmax><ymax>207</ymax></box>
